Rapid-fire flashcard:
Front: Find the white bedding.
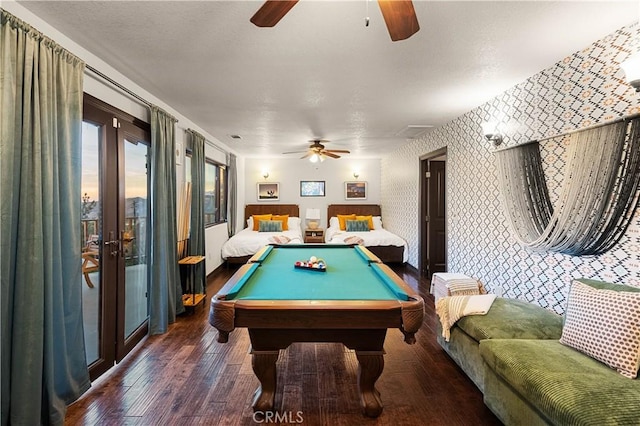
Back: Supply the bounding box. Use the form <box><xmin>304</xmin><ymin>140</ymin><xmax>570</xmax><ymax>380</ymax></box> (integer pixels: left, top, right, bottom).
<box><xmin>222</xmin><ymin>227</ymin><xmax>303</xmax><ymax>259</ymax></box>
<box><xmin>325</xmin><ymin>226</ymin><xmax>408</xmax><ymax>263</ymax></box>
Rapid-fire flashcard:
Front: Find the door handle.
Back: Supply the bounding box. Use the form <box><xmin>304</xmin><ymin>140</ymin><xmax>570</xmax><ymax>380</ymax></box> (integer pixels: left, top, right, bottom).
<box><xmin>104</xmin><ymin>231</ymin><xmax>120</xmax><ymax>257</ymax></box>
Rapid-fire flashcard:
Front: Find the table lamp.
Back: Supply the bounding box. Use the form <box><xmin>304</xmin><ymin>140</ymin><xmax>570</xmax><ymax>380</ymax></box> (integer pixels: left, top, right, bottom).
<box><xmin>305</xmin><ymin>208</ymin><xmax>321</xmax><ymax>229</ymax></box>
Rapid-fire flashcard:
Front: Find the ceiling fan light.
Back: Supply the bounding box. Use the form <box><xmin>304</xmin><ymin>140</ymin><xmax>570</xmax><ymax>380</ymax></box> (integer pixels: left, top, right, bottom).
<box><xmin>309</xmin><ymin>153</ymin><xmax>319</xmax><ymax>163</ymax></box>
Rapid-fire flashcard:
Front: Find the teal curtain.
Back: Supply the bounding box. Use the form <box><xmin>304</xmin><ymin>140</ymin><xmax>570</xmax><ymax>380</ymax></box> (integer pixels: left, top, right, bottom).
<box><xmin>1</xmin><ymin>10</ymin><xmax>90</xmax><ymax>425</ymax></box>
<box><xmin>149</xmin><ymin>106</ymin><xmax>184</xmax><ymax>334</ymax></box>
<box><xmin>187</xmin><ymin>129</ymin><xmax>205</xmax><ymax>294</ymax></box>
<box><xmin>227</xmin><ymin>153</ymin><xmax>237</xmax><ymax>237</ymax></box>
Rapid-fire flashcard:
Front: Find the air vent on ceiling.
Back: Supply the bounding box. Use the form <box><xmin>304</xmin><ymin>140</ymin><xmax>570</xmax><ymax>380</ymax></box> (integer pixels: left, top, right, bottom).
<box><xmin>395</xmin><ymin>125</ymin><xmax>433</xmax><ymax>139</ymax></box>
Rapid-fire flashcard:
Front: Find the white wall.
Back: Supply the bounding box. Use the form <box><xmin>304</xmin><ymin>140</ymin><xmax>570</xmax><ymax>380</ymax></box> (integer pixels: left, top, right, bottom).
<box><xmin>5</xmin><ymin>1</ymin><xmax>245</xmax><ymax>275</ymax></box>
<box><xmin>244</xmin><ymin>158</ymin><xmax>381</xmax><ymax>228</ymax></box>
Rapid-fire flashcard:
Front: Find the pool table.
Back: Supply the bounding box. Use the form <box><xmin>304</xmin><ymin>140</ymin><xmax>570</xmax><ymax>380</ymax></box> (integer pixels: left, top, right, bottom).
<box><xmin>208</xmin><ymin>244</ymin><xmax>424</xmax><ymax>417</ymax></box>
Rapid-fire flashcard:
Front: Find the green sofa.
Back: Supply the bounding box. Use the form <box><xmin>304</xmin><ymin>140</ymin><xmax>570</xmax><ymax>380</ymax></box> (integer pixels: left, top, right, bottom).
<box><xmin>438</xmin><ymin>279</ymin><xmax>640</xmax><ymax>425</ymax></box>
<box><xmin>437</xmin><ymin>297</ymin><xmax>563</xmax><ymax>391</ymax></box>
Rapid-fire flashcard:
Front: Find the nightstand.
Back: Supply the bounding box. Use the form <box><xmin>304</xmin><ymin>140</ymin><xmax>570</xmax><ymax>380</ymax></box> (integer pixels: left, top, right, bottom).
<box><xmin>304</xmin><ymin>228</ymin><xmax>325</xmax><ymax>243</ymax></box>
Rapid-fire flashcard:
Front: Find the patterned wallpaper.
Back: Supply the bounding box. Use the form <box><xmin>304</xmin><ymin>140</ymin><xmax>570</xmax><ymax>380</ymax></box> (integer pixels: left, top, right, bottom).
<box><xmin>381</xmin><ymin>24</ymin><xmax>640</xmax><ymax>314</ymax></box>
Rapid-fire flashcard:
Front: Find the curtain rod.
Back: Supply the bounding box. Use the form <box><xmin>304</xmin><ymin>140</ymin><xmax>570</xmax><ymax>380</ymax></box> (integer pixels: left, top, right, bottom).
<box><xmin>494</xmin><ymin>112</ymin><xmax>640</xmax><ymax>153</ymax></box>
<box><xmin>85</xmin><ymin>64</ymin><xmax>178</xmax><ymax>122</ymax></box>
<box><xmin>86</xmin><ymin>64</ymin><xmax>152</xmax><ymax>108</ymax></box>
<box><xmin>186</xmin><ymin>128</ymin><xmax>229</xmax><ymax>156</ymax></box>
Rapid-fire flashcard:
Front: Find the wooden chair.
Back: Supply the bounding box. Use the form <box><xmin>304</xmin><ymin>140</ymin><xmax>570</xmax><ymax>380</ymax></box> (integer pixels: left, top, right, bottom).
<box><xmin>82</xmin><ymin>235</ymin><xmax>100</xmax><ymax>288</ymax></box>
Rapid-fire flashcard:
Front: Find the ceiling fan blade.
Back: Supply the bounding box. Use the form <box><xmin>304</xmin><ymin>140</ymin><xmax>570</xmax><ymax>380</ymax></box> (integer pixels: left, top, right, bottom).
<box><xmin>300</xmin><ymin>152</ymin><xmax>313</xmax><ymax>159</ymax></box>
<box><xmin>377</xmin><ymin>0</ymin><xmax>420</xmax><ymax>41</ymax></box>
<box><xmin>324</xmin><ymin>149</ymin><xmax>350</xmax><ymax>154</ymax></box>
<box><xmin>282</xmin><ymin>150</ymin><xmax>307</xmax><ymax>154</ymax></box>
<box><xmin>250</xmin><ymin>0</ymin><xmax>299</xmax><ymax>27</ymax></box>
<box><xmin>322</xmin><ymin>151</ymin><xmax>340</xmax><ymax>159</ymax></box>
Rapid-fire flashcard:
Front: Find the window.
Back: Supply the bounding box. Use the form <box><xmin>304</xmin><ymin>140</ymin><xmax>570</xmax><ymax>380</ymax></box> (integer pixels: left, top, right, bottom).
<box><xmin>204</xmin><ymin>159</ymin><xmax>227</xmax><ymax>227</ymax></box>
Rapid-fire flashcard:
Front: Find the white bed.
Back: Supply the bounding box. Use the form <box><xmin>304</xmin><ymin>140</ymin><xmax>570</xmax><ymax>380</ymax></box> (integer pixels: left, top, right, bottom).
<box><xmin>325</xmin><ymin>215</ymin><xmax>409</xmax><ymax>263</ymax></box>
<box><xmin>222</xmin><ymin>217</ymin><xmax>303</xmax><ymax>259</ymax></box>
<box><xmin>222</xmin><ymin>204</ymin><xmax>302</xmax><ymax>264</ymax></box>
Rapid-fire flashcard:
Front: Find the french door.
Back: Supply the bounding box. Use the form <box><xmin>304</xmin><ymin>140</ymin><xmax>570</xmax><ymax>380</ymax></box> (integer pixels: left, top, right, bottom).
<box><xmin>81</xmin><ymin>94</ymin><xmax>150</xmax><ymax>380</ymax></box>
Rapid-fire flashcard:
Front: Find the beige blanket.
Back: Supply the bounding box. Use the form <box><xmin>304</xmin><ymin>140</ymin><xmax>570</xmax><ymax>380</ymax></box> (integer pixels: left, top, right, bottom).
<box><xmin>436</xmin><ymin>294</ymin><xmax>497</xmax><ymax>342</ymax></box>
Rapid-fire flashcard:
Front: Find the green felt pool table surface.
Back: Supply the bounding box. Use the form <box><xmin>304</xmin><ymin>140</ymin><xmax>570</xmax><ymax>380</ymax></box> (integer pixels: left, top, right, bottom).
<box><xmin>226</xmin><ymin>244</ymin><xmax>409</xmax><ymax>301</ymax></box>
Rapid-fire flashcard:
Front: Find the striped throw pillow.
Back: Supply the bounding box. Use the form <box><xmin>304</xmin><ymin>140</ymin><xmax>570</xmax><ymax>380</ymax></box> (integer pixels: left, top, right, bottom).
<box><xmin>345</xmin><ymin>219</ymin><xmax>370</xmax><ymax>232</ymax></box>
<box><xmin>258</xmin><ymin>220</ymin><xmax>283</xmax><ymax>232</ymax></box>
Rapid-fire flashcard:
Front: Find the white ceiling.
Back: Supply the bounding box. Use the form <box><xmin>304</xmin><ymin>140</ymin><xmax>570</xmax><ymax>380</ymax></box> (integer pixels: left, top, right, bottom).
<box><xmin>17</xmin><ymin>1</ymin><xmax>635</xmax><ymax>159</ymax></box>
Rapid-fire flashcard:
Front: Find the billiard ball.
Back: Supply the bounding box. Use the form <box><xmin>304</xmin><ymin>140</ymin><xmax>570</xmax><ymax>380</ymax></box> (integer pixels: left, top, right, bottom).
<box><xmin>309</xmin><ymin>256</ymin><xmax>317</xmax><ymax>263</ymax></box>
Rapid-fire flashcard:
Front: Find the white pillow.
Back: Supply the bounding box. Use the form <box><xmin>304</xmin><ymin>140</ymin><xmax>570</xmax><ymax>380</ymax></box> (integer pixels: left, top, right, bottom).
<box><xmin>372</xmin><ymin>216</ymin><xmax>383</xmax><ymax>230</ymax></box>
<box><xmin>329</xmin><ymin>216</ymin><xmax>339</xmax><ymax>229</ymax></box>
<box><xmin>287</xmin><ymin>216</ymin><xmax>301</xmax><ymax>230</ymax></box>
<box><xmin>246</xmin><ymin>217</ymin><xmax>253</xmax><ymax>229</ymax></box>
<box><xmin>560</xmin><ymin>280</ymin><xmax>640</xmax><ymax>378</ymax></box>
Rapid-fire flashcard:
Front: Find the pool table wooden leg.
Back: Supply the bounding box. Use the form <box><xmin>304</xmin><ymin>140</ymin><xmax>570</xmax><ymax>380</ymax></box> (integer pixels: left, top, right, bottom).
<box><xmin>250</xmin><ymin>349</ymin><xmax>280</xmax><ymax>412</ymax></box>
<box><xmin>355</xmin><ymin>350</ymin><xmax>384</xmax><ymax>418</ymax></box>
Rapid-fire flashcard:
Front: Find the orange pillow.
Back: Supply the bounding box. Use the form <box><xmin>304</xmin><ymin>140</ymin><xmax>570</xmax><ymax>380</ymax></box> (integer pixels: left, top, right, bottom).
<box><xmin>356</xmin><ymin>215</ymin><xmax>374</xmax><ymax>230</ymax></box>
<box><xmin>271</xmin><ymin>214</ymin><xmax>289</xmax><ymax>231</ymax></box>
<box><xmin>337</xmin><ymin>214</ymin><xmax>357</xmax><ymax>231</ymax></box>
<box><xmin>252</xmin><ymin>214</ymin><xmax>272</xmax><ymax>231</ymax></box>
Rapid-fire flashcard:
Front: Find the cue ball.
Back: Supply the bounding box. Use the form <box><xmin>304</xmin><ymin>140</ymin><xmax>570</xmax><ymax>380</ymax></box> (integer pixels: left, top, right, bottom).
<box><xmin>309</xmin><ymin>256</ymin><xmax>317</xmax><ymax>263</ymax></box>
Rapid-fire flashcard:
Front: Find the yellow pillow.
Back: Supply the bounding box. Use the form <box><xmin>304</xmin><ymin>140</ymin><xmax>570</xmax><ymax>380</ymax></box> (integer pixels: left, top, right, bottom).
<box><xmin>337</xmin><ymin>214</ymin><xmax>357</xmax><ymax>231</ymax></box>
<box><xmin>252</xmin><ymin>214</ymin><xmax>272</xmax><ymax>231</ymax></box>
<box><xmin>271</xmin><ymin>214</ymin><xmax>289</xmax><ymax>231</ymax></box>
<box><xmin>356</xmin><ymin>215</ymin><xmax>374</xmax><ymax>230</ymax></box>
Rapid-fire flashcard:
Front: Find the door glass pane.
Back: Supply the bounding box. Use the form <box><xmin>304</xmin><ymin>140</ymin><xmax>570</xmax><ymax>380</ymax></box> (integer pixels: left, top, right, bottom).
<box><xmin>124</xmin><ymin>139</ymin><xmax>149</xmax><ymax>338</ymax></box>
<box><xmin>81</xmin><ymin>122</ymin><xmax>102</xmax><ymax>365</ymax></box>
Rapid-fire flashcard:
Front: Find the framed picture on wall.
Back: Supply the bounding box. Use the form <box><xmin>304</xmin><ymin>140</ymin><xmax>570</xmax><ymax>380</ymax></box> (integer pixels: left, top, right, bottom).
<box><xmin>257</xmin><ymin>182</ymin><xmax>280</xmax><ymax>201</ymax></box>
<box><xmin>345</xmin><ymin>181</ymin><xmax>367</xmax><ymax>200</ymax></box>
<box><xmin>300</xmin><ymin>181</ymin><xmax>325</xmax><ymax>197</ymax></box>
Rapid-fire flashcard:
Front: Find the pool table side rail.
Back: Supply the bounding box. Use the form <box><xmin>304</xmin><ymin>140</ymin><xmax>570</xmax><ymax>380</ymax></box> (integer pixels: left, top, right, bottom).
<box><xmin>248</xmin><ymin>245</ymin><xmax>273</xmax><ymax>263</ymax></box>
<box><xmin>355</xmin><ymin>245</ymin><xmax>382</xmax><ymax>263</ymax></box>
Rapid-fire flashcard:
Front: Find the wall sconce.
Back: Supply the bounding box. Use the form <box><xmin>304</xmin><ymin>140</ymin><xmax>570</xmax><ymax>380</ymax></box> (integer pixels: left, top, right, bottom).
<box><xmin>620</xmin><ymin>52</ymin><xmax>640</xmax><ymax>92</ymax></box>
<box><xmin>353</xmin><ymin>171</ymin><xmax>360</xmax><ymax>180</ymax></box>
<box><xmin>262</xmin><ymin>170</ymin><xmax>269</xmax><ymax>180</ymax></box>
<box><xmin>481</xmin><ymin>122</ymin><xmax>503</xmax><ymax>146</ymax></box>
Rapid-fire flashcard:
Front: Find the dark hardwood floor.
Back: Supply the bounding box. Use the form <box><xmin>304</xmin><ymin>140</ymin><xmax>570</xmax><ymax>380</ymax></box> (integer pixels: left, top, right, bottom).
<box><xmin>66</xmin><ymin>264</ymin><xmax>502</xmax><ymax>425</ymax></box>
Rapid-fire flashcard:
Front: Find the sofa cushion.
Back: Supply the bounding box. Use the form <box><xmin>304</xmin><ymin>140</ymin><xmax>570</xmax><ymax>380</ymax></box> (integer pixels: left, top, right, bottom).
<box><xmin>456</xmin><ymin>298</ymin><xmax>562</xmax><ymax>343</ymax></box>
<box><xmin>560</xmin><ymin>280</ymin><xmax>640</xmax><ymax>378</ymax></box>
<box><xmin>480</xmin><ymin>339</ymin><xmax>640</xmax><ymax>425</ymax></box>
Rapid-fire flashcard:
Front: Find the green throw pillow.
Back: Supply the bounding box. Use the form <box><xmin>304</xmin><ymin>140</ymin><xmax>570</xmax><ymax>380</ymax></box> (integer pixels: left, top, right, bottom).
<box><xmin>258</xmin><ymin>220</ymin><xmax>283</xmax><ymax>232</ymax></box>
<box><xmin>345</xmin><ymin>219</ymin><xmax>370</xmax><ymax>232</ymax></box>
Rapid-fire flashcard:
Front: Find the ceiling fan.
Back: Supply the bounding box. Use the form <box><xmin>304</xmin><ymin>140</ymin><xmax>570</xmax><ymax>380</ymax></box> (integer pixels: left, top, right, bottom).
<box><xmin>250</xmin><ymin>0</ymin><xmax>420</xmax><ymax>42</ymax></box>
<box><xmin>283</xmin><ymin>140</ymin><xmax>351</xmax><ymax>162</ymax></box>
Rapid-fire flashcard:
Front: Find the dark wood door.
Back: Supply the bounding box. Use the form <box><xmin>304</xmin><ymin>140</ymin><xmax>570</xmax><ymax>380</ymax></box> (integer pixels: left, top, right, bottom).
<box><xmin>427</xmin><ymin>161</ymin><xmax>447</xmax><ymax>277</ymax></box>
<box><xmin>82</xmin><ymin>94</ymin><xmax>150</xmax><ymax>381</ymax></box>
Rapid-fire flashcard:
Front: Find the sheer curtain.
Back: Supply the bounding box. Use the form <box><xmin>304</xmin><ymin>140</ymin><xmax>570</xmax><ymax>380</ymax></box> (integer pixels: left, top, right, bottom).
<box><xmin>187</xmin><ymin>129</ymin><xmax>205</xmax><ymax>294</ymax></box>
<box><xmin>149</xmin><ymin>106</ymin><xmax>184</xmax><ymax>334</ymax></box>
<box><xmin>227</xmin><ymin>152</ymin><xmax>238</xmax><ymax>237</ymax></box>
<box><xmin>1</xmin><ymin>10</ymin><xmax>90</xmax><ymax>424</ymax></box>
<box><xmin>496</xmin><ymin>118</ymin><xmax>640</xmax><ymax>255</ymax></box>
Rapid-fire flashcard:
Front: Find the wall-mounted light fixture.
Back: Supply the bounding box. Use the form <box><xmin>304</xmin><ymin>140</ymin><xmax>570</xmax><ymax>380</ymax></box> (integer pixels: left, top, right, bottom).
<box><xmin>620</xmin><ymin>52</ymin><xmax>640</xmax><ymax>92</ymax></box>
<box><xmin>353</xmin><ymin>171</ymin><xmax>360</xmax><ymax>179</ymax></box>
<box><xmin>481</xmin><ymin>122</ymin><xmax>503</xmax><ymax>146</ymax></box>
<box><xmin>262</xmin><ymin>170</ymin><xmax>269</xmax><ymax>180</ymax></box>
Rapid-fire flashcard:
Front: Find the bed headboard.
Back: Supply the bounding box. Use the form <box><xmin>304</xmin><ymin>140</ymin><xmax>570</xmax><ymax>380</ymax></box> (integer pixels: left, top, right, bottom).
<box><xmin>326</xmin><ymin>204</ymin><xmax>382</xmax><ymax>227</ymax></box>
<box><xmin>244</xmin><ymin>204</ymin><xmax>300</xmax><ymax>224</ymax></box>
